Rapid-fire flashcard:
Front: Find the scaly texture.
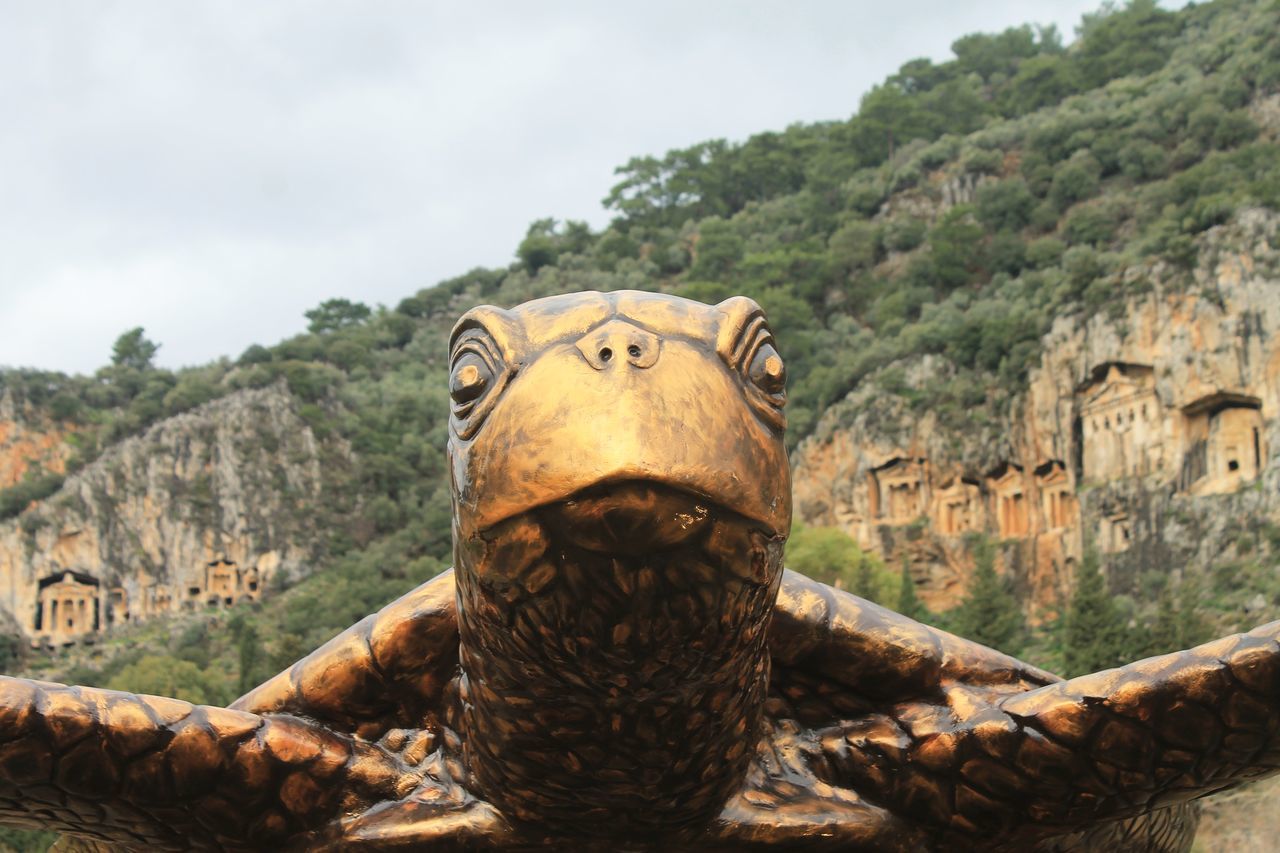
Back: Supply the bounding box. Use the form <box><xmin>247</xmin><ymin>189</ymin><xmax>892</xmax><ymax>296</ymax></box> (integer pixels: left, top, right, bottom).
<box><xmin>0</xmin><ymin>678</ymin><xmax>420</xmax><ymax>850</ymax></box>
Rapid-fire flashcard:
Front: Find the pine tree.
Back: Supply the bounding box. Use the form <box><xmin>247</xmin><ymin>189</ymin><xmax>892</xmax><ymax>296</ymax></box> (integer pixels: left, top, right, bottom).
<box><xmin>228</xmin><ymin>613</ymin><xmax>264</xmax><ymax>695</ymax></box>
<box><xmin>853</xmin><ymin>555</ymin><xmax>877</xmax><ymax>601</ymax></box>
<box><xmin>1139</xmin><ymin>577</ymin><xmax>1212</xmax><ymax>658</ymax></box>
<box><xmin>950</xmin><ymin>538</ymin><xmax>1024</xmax><ymax>655</ymax></box>
<box><xmin>896</xmin><ymin>555</ymin><xmax>926</xmax><ymax>621</ymax></box>
<box><xmin>1142</xmin><ymin>584</ymin><xmax>1182</xmax><ymax>657</ymax></box>
<box><xmin>1062</xmin><ymin>550</ymin><xmax>1133</xmax><ymax>677</ymax></box>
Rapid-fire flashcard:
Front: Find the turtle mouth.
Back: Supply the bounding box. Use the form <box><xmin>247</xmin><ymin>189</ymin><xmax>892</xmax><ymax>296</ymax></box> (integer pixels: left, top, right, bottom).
<box><xmin>537</xmin><ymin>480</ymin><xmax>764</xmax><ymax>557</ymax></box>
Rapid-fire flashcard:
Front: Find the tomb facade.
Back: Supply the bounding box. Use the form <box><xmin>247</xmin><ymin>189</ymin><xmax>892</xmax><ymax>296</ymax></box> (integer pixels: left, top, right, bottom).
<box><xmin>932</xmin><ymin>478</ymin><xmax>981</xmax><ymax>536</ymax></box>
<box><xmin>989</xmin><ymin>464</ymin><xmax>1029</xmax><ymax>539</ymax></box>
<box><xmin>1035</xmin><ymin>461</ymin><xmax>1075</xmax><ymax>531</ymax></box>
<box><xmin>34</xmin><ymin>571</ymin><xmax>99</xmax><ymax>644</ymax></box>
<box><xmin>1099</xmin><ymin>513</ymin><xmax>1132</xmax><ymax>554</ymax></box>
<box><xmin>1180</xmin><ymin>393</ymin><xmax>1265</xmax><ymax>495</ymax></box>
<box><xmin>869</xmin><ymin>458</ymin><xmax>928</xmax><ymax>524</ymax></box>
<box><xmin>1077</xmin><ymin>363</ymin><xmax>1164</xmax><ymax>483</ymax></box>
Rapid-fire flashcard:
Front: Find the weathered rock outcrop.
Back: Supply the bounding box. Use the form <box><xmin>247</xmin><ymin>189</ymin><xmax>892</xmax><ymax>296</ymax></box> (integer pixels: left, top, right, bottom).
<box><xmin>0</xmin><ymin>391</ymin><xmax>71</xmax><ymax>489</ymax></box>
<box><xmin>793</xmin><ymin>208</ymin><xmax>1280</xmax><ymax>615</ymax></box>
<box><xmin>0</xmin><ymin>384</ymin><xmax>331</xmax><ymax>645</ymax></box>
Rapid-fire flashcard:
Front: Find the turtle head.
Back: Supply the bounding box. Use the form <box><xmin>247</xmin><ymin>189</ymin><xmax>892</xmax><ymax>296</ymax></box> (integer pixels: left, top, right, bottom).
<box><xmin>446</xmin><ymin>290</ymin><xmax>791</xmax><ymax>835</ymax></box>
<box><xmin>447</xmin><ymin>289</ymin><xmax>791</xmax><ymax>544</ymax></box>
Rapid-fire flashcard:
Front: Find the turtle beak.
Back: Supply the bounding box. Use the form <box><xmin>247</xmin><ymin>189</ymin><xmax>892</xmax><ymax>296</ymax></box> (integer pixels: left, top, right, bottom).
<box><xmin>451</xmin><ymin>329</ymin><xmax>791</xmax><ymax>543</ymax></box>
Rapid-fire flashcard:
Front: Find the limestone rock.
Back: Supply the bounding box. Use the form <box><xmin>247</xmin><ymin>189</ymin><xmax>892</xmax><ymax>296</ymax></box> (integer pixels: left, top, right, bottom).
<box><xmin>0</xmin><ymin>384</ymin><xmax>332</xmax><ymax>645</ymax></box>
<box><xmin>792</xmin><ymin>208</ymin><xmax>1280</xmax><ymax>615</ymax></box>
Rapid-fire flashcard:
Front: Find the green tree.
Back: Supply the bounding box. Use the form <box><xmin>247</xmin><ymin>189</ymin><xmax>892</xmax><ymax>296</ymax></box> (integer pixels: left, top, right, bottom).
<box><xmin>111</xmin><ymin>327</ymin><xmax>159</xmax><ymax>371</ymax></box>
<box><xmin>1075</xmin><ymin>0</ymin><xmax>1181</xmax><ymax>90</ymax></box>
<box><xmin>975</xmin><ymin>178</ymin><xmax>1036</xmax><ymax>232</ymax></box>
<box><xmin>828</xmin><ymin>220</ymin><xmax>881</xmax><ymax>275</ymax></box>
<box><xmin>929</xmin><ymin>207</ymin><xmax>987</xmax><ymax>289</ymax></box>
<box><xmin>305</xmin><ymin>298</ymin><xmax>372</xmax><ymax>334</ymax></box>
<box><xmin>853</xmin><ymin>555</ymin><xmax>877</xmax><ymax>600</ymax></box>
<box><xmin>689</xmin><ymin>218</ymin><xmax>744</xmax><ymax>280</ymax></box>
<box><xmin>0</xmin><ymin>826</ymin><xmax>59</xmax><ymax>852</ymax></box>
<box><xmin>949</xmin><ymin>538</ymin><xmax>1024</xmax><ymax>654</ymax></box>
<box><xmin>1142</xmin><ymin>584</ymin><xmax>1182</xmax><ymax>657</ymax></box>
<box><xmin>1118</xmin><ymin>139</ymin><xmax>1167</xmax><ymax>181</ymax></box>
<box><xmin>1025</xmin><ymin>236</ymin><xmax>1066</xmax><ymax>268</ymax></box>
<box><xmin>950</xmin><ymin>24</ymin><xmax>1058</xmax><ymax>82</ymax></box>
<box><xmin>1000</xmin><ymin>54</ymin><xmax>1081</xmax><ymax>115</ymax></box>
<box><xmin>229</xmin><ymin>613</ymin><xmax>266</xmax><ymax>696</ymax></box>
<box><xmin>1062</xmin><ymin>201</ymin><xmax>1123</xmax><ymax>246</ymax></box>
<box><xmin>882</xmin><ymin>216</ymin><xmax>927</xmax><ymax>252</ymax></box>
<box><xmin>0</xmin><ymin>633</ymin><xmax>20</xmax><ymax>673</ymax></box>
<box><xmin>105</xmin><ymin>655</ymin><xmax>231</xmax><ymax>706</ymax></box>
<box><xmin>0</xmin><ymin>468</ymin><xmax>65</xmax><ymax>521</ymax></box>
<box><xmin>1062</xmin><ymin>551</ymin><xmax>1133</xmax><ymax>677</ymax></box>
<box><xmin>896</xmin><ymin>556</ymin><xmax>926</xmax><ymax>621</ymax></box>
<box><xmin>514</xmin><ymin>217</ymin><xmax>596</xmax><ymax>269</ymax></box>
<box><xmin>1048</xmin><ymin>154</ymin><xmax>1102</xmax><ymax>209</ymax></box>
<box><xmin>1135</xmin><ymin>579</ymin><xmax>1210</xmax><ymax>659</ymax></box>
<box><xmin>785</xmin><ymin>524</ymin><xmax>895</xmax><ymax>604</ymax></box>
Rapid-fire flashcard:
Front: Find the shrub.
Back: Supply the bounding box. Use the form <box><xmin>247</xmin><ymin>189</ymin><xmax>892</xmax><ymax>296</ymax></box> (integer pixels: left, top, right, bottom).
<box><xmin>1062</xmin><ymin>201</ymin><xmax>1124</xmax><ymax>246</ymax></box>
<box><xmin>975</xmin><ymin>178</ymin><xmax>1036</xmax><ymax>231</ymax></box>
<box><xmin>963</xmin><ymin>147</ymin><xmax>1004</xmax><ymax>175</ymax></box>
<box><xmin>828</xmin><ymin>220</ymin><xmax>881</xmax><ymax>273</ymax></box>
<box><xmin>882</xmin><ymin>216</ymin><xmax>927</xmax><ymax>252</ymax></box>
<box><xmin>988</xmin><ymin>232</ymin><xmax>1028</xmax><ymax>274</ymax></box>
<box><xmin>929</xmin><ymin>207</ymin><xmax>988</xmax><ymax>289</ymax></box>
<box><xmin>1119</xmin><ymin>139</ymin><xmax>1168</xmax><ymax>181</ymax></box>
<box><xmin>1048</xmin><ymin>153</ymin><xmax>1102</xmax><ymax>209</ymax></box>
<box><xmin>689</xmin><ymin>218</ymin><xmax>744</xmax><ymax>279</ymax></box>
<box><xmin>1026</xmin><ymin>236</ymin><xmax>1066</xmax><ymax>268</ymax></box>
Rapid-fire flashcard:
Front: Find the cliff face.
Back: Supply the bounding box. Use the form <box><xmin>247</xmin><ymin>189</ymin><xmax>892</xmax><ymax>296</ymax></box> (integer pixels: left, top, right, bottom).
<box><xmin>0</xmin><ymin>384</ymin><xmax>333</xmax><ymax>645</ymax></box>
<box><xmin>0</xmin><ymin>392</ymin><xmax>71</xmax><ymax>489</ymax></box>
<box><xmin>793</xmin><ymin>209</ymin><xmax>1280</xmax><ymax>614</ymax></box>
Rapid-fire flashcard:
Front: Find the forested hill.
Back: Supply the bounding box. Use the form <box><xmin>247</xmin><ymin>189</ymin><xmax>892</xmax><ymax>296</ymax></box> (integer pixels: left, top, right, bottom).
<box><xmin>1</xmin><ymin>0</ymin><xmax>1279</xmax><ymax>699</ymax></box>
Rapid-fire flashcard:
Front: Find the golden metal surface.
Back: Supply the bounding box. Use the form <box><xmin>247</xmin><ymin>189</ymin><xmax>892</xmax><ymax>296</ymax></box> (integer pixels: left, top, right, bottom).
<box><xmin>0</xmin><ymin>291</ymin><xmax>1275</xmax><ymax>850</ymax></box>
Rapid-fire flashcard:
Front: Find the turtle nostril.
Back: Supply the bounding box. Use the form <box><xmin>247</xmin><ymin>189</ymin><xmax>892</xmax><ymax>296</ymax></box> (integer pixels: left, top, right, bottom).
<box><xmin>576</xmin><ymin>322</ymin><xmax>660</xmax><ymax>370</ymax></box>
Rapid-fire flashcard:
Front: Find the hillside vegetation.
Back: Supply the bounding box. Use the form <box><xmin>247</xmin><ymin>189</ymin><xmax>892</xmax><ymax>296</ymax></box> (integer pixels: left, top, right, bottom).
<box><xmin>2</xmin><ymin>0</ymin><xmax>1277</xmax><ymax>688</ymax></box>
<box><xmin>1</xmin><ymin>8</ymin><xmax>1279</xmax><ymax>850</ymax></box>
<box><xmin>4</xmin><ymin>0</ymin><xmax>1280</xmax><ymax>846</ymax></box>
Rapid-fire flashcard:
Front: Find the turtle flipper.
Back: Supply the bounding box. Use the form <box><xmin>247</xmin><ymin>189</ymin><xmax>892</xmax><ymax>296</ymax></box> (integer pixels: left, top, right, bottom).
<box><xmin>770</xmin><ymin>570</ymin><xmax>1058</xmax><ymax>710</ymax></box>
<box><xmin>711</xmin><ymin>723</ymin><xmax>929</xmax><ymax>852</ymax></box>
<box><xmin>991</xmin><ymin>621</ymin><xmax>1280</xmax><ymax>826</ymax></box>
<box><xmin>309</xmin><ymin>797</ymin><xmax>513</xmax><ymax>851</ymax></box>
<box><xmin>0</xmin><ymin>676</ymin><xmax>420</xmax><ymax>850</ymax></box>
<box><xmin>233</xmin><ymin>569</ymin><xmax>458</xmax><ymax>738</ymax></box>
<box><xmin>803</xmin><ymin>622</ymin><xmax>1280</xmax><ymax>848</ymax></box>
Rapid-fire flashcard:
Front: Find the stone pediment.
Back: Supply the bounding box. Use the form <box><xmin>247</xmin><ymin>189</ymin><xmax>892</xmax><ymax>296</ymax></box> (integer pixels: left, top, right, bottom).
<box><xmin>1181</xmin><ymin>391</ymin><xmax>1261</xmax><ymax>417</ymax></box>
<box><xmin>1078</xmin><ymin>363</ymin><xmax>1157</xmax><ymax>413</ymax></box>
<box><xmin>1084</xmin><ymin>379</ymin><xmax>1141</xmax><ymax>408</ymax></box>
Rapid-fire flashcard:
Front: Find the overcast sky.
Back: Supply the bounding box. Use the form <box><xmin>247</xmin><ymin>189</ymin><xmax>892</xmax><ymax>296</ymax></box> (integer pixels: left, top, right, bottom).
<box><xmin>0</xmin><ymin>1</ymin><xmax>1110</xmax><ymax>375</ymax></box>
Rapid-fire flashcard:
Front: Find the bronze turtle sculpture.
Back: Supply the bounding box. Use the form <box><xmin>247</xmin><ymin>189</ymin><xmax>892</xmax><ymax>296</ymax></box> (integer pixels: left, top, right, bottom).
<box><xmin>1</xmin><ymin>290</ymin><xmax>1278</xmax><ymax>851</ymax></box>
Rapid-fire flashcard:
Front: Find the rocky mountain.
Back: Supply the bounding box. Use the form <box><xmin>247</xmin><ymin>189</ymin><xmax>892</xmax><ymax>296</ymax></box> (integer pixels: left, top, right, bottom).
<box><xmin>0</xmin><ymin>384</ymin><xmax>335</xmax><ymax>646</ymax></box>
<box><xmin>794</xmin><ymin>208</ymin><xmax>1280</xmax><ymax>619</ymax></box>
<box><xmin>0</xmin><ymin>0</ymin><xmax>1275</xmax><ymax>659</ymax></box>
<box><xmin>0</xmin><ymin>393</ymin><xmax>70</xmax><ymax>491</ymax></box>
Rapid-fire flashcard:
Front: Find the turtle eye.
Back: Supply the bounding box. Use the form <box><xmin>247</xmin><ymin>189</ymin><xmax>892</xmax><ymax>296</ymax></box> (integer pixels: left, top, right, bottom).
<box><xmin>449</xmin><ymin>328</ymin><xmax>508</xmax><ymax>439</ymax></box>
<box><xmin>722</xmin><ymin>310</ymin><xmax>786</xmax><ymax>430</ymax></box>
<box><xmin>748</xmin><ymin>342</ymin><xmax>786</xmax><ymax>397</ymax></box>
<box><xmin>450</xmin><ymin>352</ymin><xmax>492</xmax><ymax>407</ymax></box>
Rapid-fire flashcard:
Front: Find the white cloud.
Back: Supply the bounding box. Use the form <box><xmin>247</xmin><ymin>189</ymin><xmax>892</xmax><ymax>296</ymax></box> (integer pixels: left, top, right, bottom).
<box><xmin>0</xmin><ymin>1</ymin><xmax>1107</xmax><ymax>374</ymax></box>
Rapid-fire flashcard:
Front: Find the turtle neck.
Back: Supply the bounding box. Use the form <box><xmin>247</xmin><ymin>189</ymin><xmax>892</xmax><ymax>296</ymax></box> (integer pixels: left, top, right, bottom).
<box><xmin>454</xmin><ymin>492</ymin><xmax>784</xmax><ymax>841</ymax></box>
